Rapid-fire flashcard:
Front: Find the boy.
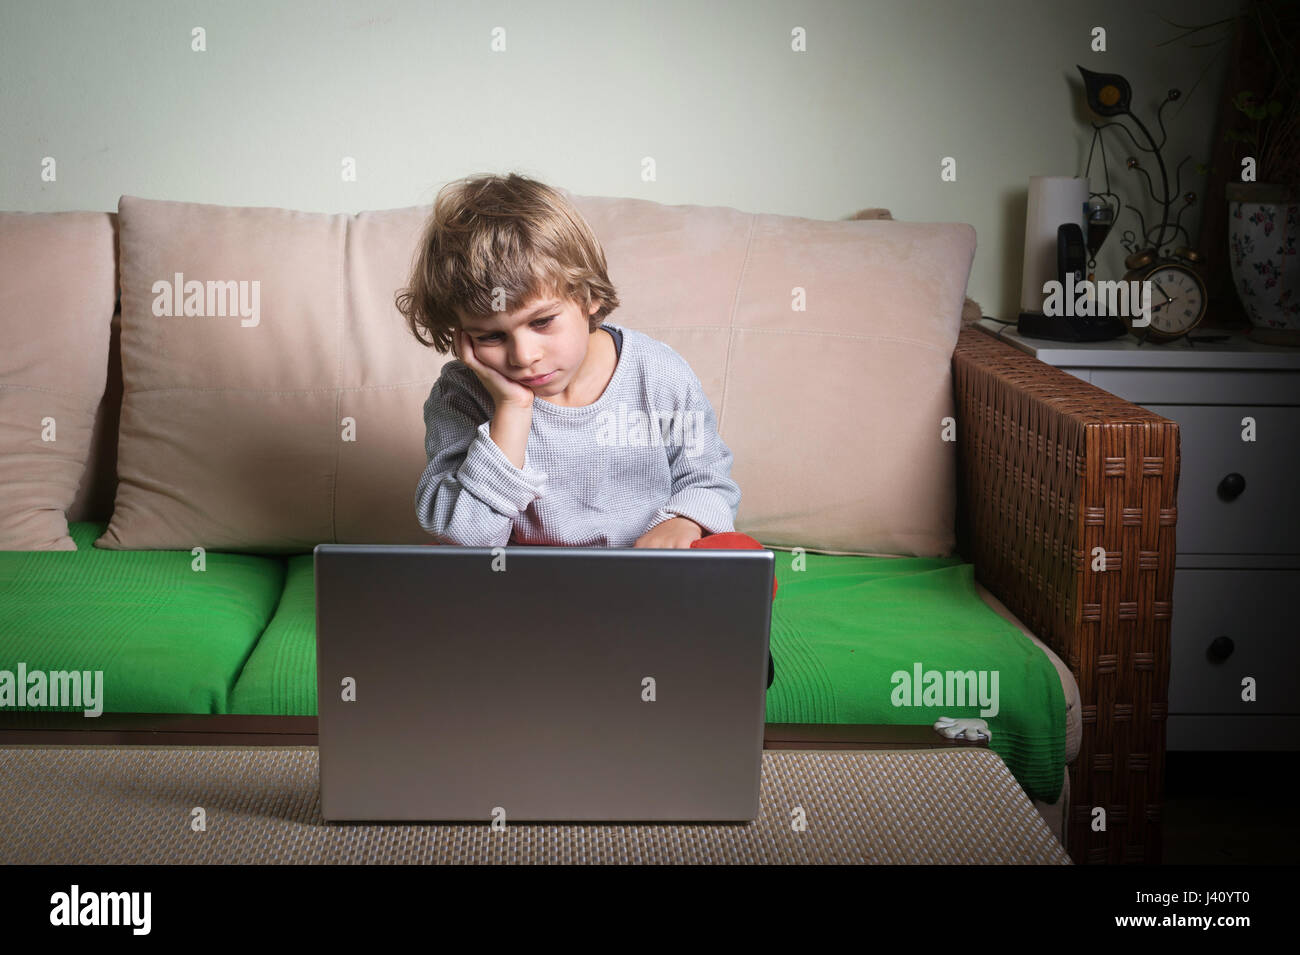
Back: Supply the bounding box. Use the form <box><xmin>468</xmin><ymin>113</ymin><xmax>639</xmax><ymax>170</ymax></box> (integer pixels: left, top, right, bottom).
<box><xmin>396</xmin><ymin>173</ymin><xmax>775</xmax><ymax>685</ymax></box>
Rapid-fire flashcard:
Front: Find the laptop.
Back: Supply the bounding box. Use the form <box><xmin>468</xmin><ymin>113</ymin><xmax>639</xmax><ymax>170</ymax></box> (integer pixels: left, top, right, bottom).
<box><xmin>313</xmin><ymin>543</ymin><xmax>774</xmax><ymax>824</ymax></box>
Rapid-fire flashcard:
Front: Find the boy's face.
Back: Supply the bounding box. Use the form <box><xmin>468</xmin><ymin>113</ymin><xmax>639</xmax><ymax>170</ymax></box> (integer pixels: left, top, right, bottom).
<box><xmin>458</xmin><ymin>292</ymin><xmax>604</xmax><ymax>402</ymax></box>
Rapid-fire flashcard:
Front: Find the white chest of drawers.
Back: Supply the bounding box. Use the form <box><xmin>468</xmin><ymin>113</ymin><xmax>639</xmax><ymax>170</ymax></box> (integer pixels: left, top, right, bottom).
<box><xmin>976</xmin><ymin>319</ymin><xmax>1300</xmax><ymax>751</ymax></box>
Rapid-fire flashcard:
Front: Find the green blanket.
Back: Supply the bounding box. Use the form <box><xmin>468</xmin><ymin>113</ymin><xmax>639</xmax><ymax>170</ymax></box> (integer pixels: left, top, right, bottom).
<box><xmin>0</xmin><ymin>524</ymin><xmax>1066</xmax><ymax>803</ymax></box>
<box><xmin>765</xmin><ymin>552</ymin><xmax>1066</xmax><ymax>804</ymax></box>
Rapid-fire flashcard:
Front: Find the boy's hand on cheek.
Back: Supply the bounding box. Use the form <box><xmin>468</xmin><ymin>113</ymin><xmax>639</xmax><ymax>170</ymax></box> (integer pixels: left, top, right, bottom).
<box><xmin>633</xmin><ymin>516</ymin><xmax>704</xmax><ymax>549</ymax></box>
<box><xmin>454</xmin><ymin>329</ymin><xmax>535</xmax><ymax>410</ymax></box>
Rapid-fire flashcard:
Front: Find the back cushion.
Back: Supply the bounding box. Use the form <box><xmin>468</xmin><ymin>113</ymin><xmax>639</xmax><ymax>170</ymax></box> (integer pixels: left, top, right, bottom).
<box><xmin>564</xmin><ymin>190</ymin><xmax>975</xmax><ymax>556</ymax></box>
<box><xmin>0</xmin><ymin>212</ymin><xmax>118</xmax><ymax>550</ymax></box>
<box><xmin>101</xmin><ymin>196</ymin><xmax>433</xmax><ymax>553</ymax></box>
<box><xmin>102</xmin><ymin>193</ymin><xmax>974</xmax><ymax>556</ymax></box>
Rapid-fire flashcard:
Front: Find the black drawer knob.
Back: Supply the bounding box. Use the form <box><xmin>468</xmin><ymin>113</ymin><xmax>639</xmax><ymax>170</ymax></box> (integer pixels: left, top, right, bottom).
<box><xmin>1216</xmin><ymin>472</ymin><xmax>1246</xmax><ymax>501</ymax></box>
<box><xmin>1206</xmin><ymin>635</ymin><xmax>1235</xmax><ymax>663</ymax></box>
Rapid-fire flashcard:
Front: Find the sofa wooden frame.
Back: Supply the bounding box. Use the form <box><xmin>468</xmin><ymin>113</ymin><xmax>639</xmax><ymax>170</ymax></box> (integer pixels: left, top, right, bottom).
<box><xmin>0</xmin><ymin>326</ymin><xmax>1175</xmax><ymax>865</ymax></box>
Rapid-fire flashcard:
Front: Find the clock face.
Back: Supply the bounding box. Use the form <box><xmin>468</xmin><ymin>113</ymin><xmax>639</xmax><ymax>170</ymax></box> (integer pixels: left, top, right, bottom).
<box><xmin>1145</xmin><ymin>265</ymin><xmax>1204</xmax><ymax>335</ymax></box>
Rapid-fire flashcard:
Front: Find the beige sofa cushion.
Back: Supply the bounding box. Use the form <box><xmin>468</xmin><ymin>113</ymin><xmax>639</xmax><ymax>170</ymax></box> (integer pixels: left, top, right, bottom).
<box><xmin>100</xmin><ymin>193</ymin><xmax>974</xmax><ymax>556</ymax></box>
<box><xmin>564</xmin><ymin>190</ymin><xmax>976</xmax><ymax>556</ymax></box>
<box><xmin>0</xmin><ymin>212</ymin><xmax>118</xmax><ymax>550</ymax></box>
<box><xmin>100</xmin><ymin>196</ymin><xmax>434</xmax><ymax>552</ymax></box>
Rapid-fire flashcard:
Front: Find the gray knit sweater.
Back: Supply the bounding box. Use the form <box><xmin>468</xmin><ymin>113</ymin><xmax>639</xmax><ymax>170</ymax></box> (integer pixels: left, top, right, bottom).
<box><xmin>414</xmin><ymin>323</ymin><xmax>742</xmax><ymax>547</ymax></box>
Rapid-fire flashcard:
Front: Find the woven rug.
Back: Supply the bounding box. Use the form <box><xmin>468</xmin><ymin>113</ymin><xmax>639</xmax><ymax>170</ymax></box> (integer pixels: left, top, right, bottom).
<box><xmin>0</xmin><ymin>746</ymin><xmax>1070</xmax><ymax>864</ymax></box>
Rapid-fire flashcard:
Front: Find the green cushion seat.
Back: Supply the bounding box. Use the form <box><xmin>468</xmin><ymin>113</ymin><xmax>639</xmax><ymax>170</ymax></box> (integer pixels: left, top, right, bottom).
<box><xmin>229</xmin><ymin>554</ymin><xmax>316</xmax><ymax>715</ymax></box>
<box><xmin>230</xmin><ymin>545</ymin><xmax>1066</xmax><ymax>803</ymax></box>
<box><xmin>0</xmin><ymin>522</ymin><xmax>284</xmax><ymax>714</ymax></box>
<box><xmin>1</xmin><ymin>523</ymin><xmax>1066</xmax><ymax>803</ymax></box>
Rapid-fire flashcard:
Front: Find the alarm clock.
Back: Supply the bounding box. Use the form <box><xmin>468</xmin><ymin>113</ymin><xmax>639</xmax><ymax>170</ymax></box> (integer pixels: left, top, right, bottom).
<box><xmin>1120</xmin><ymin>247</ymin><xmax>1208</xmax><ymax>342</ymax></box>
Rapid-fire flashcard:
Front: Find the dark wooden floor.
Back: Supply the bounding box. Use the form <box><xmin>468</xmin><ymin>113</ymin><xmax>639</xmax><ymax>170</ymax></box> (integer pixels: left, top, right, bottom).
<box><xmin>1162</xmin><ymin>751</ymin><xmax>1298</xmax><ymax>865</ymax></box>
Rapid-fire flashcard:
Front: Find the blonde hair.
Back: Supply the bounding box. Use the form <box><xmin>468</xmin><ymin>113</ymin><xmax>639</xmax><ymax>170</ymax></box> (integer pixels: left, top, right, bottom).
<box><xmin>396</xmin><ymin>173</ymin><xmax>621</xmax><ymax>354</ymax></box>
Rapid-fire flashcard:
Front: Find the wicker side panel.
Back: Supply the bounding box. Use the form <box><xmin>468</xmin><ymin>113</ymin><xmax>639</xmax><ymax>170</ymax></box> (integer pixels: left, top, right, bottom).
<box><xmin>951</xmin><ymin>328</ymin><xmax>1178</xmax><ymax>865</ymax></box>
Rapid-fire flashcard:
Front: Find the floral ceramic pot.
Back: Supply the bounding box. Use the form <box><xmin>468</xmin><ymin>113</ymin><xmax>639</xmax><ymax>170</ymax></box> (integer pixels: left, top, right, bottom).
<box><xmin>1227</xmin><ymin>182</ymin><xmax>1300</xmax><ymax>345</ymax></box>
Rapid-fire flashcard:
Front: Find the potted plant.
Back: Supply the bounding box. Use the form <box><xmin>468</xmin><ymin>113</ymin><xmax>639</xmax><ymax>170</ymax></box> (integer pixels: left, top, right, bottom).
<box><xmin>1217</xmin><ymin>0</ymin><xmax>1299</xmax><ymax>342</ymax></box>
<box><xmin>1164</xmin><ymin>0</ymin><xmax>1298</xmax><ymax>342</ymax></box>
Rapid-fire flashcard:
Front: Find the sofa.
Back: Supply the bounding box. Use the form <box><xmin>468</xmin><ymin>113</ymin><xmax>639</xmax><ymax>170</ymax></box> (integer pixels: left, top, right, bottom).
<box><xmin>0</xmin><ymin>194</ymin><xmax>1177</xmax><ymax>864</ymax></box>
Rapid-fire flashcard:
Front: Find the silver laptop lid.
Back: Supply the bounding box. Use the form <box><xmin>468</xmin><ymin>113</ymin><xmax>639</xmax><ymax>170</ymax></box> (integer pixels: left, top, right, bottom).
<box><xmin>314</xmin><ymin>544</ymin><xmax>774</xmax><ymax>823</ymax></box>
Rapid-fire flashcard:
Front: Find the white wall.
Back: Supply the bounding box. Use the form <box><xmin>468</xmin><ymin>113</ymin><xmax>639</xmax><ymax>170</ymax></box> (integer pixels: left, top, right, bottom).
<box><xmin>0</xmin><ymin>0</ymin><xmax>1239</xmax><ymax>319</ymax></box>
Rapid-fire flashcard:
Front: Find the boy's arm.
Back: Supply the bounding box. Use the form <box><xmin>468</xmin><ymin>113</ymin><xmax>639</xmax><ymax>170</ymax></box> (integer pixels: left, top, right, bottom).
<box><xmin>645</xmin><ymin>375</ymin><xmax>741</xmax><ymax>536</ymax></box>
<box><xmin>414</xmin><ymin>372</ymin><xmax>547</xmax><ymax>547</ymax></box>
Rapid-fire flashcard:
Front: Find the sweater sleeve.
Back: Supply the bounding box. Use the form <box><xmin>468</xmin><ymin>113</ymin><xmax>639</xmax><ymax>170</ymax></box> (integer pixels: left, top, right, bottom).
<box><xmin>414</xmin><ymin>369</ymin><xmax>548</xmax><ymax>547</ymax></box>
<box><xmin>645</xmin><ymin>373</ymin><xmax>741</xmax><ymax>536</ymax></box>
